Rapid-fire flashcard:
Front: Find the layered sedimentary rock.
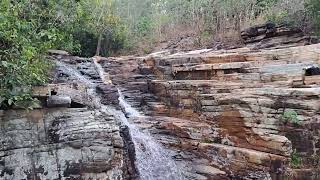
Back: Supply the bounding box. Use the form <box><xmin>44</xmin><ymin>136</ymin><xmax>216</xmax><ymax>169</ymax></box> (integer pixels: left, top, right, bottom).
<box><xmin>2</xmin><ymin>40</ymin><xmax>320</xmax><ymax>179</ymax></box>
<box><xmin>241</xmin><ymin>23</ymin><xmax>318</xmax><ymax>49</ymax></box>
<box><xmin>0</xmin><ymin>55</ymin><xmax>135</xmax><ymax>179</ymax></box>
<box><xmin>98</xmin><ymin>43</ymin><xmax>320</xmax><ymax>179</ymax></box>
<box><xmin>0</xmin><ymin>108</ymin><xmax>125</xmax><ymax>179</ymax></box>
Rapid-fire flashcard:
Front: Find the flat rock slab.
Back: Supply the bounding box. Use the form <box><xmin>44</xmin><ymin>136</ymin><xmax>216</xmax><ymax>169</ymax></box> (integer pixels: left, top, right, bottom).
<box><xmin>193</xmin><ymin>165</ymin><xmax>226</xmax><ymax>176</ymax></box>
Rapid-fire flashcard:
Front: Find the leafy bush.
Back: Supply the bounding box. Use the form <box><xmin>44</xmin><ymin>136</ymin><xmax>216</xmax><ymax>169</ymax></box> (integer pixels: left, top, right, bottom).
<box><xmin>0</xmin><ymin>0</ymin><xmax>79</xmax><ymax>109</ymax></box>
<box><xmin>0</xmin><ymin>0</ymin><xmax>131</xmax><ymax>109</ymax></box>
<box><xmin>136</xmin><ymin>16</ymin><xmax>153</xmax><ymax>37</ymax></box>
<box><xmin>72</xmin><ymin>30</ymin><xmax>98</xmax><ymax>57</ymax></box>
<box><xmin>290</xmin><ymin>149</ymin><xmax>302</xmax><ymax>168</ymax></box>
<box><xmin>281</xmin><ymin>110</ymin><xmax>301</xmax><ymax>124</ymax></box>
<box><xmin>306</xmin><ymin>0</ymin><xmax>320</xmax><ymax>35</ymax></box>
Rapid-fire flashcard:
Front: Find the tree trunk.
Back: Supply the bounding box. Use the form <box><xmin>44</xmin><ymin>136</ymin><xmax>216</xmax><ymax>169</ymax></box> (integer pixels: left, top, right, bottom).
<box><xmin>96</xmin><ymin>33</ymin><xmax>103</xmax><ymax>56</ymax></box>
<box><xmin>235</xmin><ymin>13</ymin><xmax>241</xmax><ymax>38</ymax></box>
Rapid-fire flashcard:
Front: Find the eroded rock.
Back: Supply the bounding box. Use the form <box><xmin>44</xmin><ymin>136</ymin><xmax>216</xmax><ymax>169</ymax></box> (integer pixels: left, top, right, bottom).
<box><xmin>0</xmin><ymin>108</ymin><xmax>125</xmax><ymax>179</ymax></box>
<box><xmin>241</xmin><ymin>23</ymin><xmax>318</xmax><ymax>49</ymax></box>
<box><xmin>95</xmin><ymin>43</ymin><xmax>320</xmax><ymax>179</ymax></box>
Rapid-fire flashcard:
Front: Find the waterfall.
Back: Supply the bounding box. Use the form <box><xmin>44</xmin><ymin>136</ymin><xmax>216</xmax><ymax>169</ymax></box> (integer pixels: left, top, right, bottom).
<box><xmin>117</xmin><ymin>89</ymin><xmax>184</xmax><ymax>180</ymax></box>
<box><xmin>55</xmin><ymin>61</ymin><xmax>94</xmax><ymax>87</ymax></box>
<box><xmin>117</xmin><ymin>89</ymin><xmax>141</xmax><ymax>118</ymax></box>
<box><xmin>93</xmin><ymin>57</ymin><xmax>112</xmax><ymax>84</ymax></box>
<box><xmin>55</xmin><ymin>59</ymin><xmax>184</xmax><ymax>180</ymax></box>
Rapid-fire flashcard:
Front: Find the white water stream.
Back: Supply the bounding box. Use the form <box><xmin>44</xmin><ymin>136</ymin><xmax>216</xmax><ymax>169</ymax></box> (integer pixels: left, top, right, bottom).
<box><xmin>55</xmin><ymin>60</ymin><xmax>184</xmax><ymax>180</ymax></box>
<box><xmin>117</xmin><ymin>89</ymin><xmax>184</xmax><ymax>180</ymax></box>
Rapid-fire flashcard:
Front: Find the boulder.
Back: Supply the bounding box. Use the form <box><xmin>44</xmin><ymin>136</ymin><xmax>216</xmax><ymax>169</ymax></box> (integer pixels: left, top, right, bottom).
<box><xmin>193</xmin><ymin>165</ymin><xmax>226</xmax><ymax>176</ymax></box>
<box><xmin>47</xmin><ymin>95</ymin><xmax>71</xmax><ymax>108</ymax></box>
<box><xmin>48</xmin><ymin>49</ymin><xmax>70</xmax><ymax>56</ymax></box>
<box><xmin>241</xmin><ymin>23</ymin><xmax>318</xmax><ymax>49</ymax></box>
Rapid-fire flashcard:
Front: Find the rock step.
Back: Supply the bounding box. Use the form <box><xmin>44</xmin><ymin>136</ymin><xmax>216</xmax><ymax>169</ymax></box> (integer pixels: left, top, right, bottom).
<box><xmin>131</xmin><ymin>114</ymin><xmax>289</xmax><ymax>177</ymax></box>
<box><xmin>154</xmin><ymin>115</ymin><xmax>290</xmax><ymax>156</ymax></box>
<box><xmin>152</xmin><ymin>44</ymin><xmax>320</xmax><ymax>66</ymax></box>
<box><xmin>192</xmin><ymin>165</ymin><xmax>227</xmax><ymax>178</ymax></box>
<box><xmin>171</xmin><ymin>60</ymin><xmax>314</xmax><ymax>73</ymax></box>
<box><xmin>194</xmin><ymin>142</ymin><xmax>289</xmax><ymax>173</ymax></box>
<box><xmin>170</xmin><ymin>63</ymin><xmax>313</xmax><ymax>83</ymax></box>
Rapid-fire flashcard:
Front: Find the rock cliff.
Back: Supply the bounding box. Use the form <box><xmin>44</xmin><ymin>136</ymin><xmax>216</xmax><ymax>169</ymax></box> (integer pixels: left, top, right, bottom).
<box><xmin>0</xmin><ymin>108</ymin><xmax>125</xmax><ymax>179</ymax></box>
<box><xmin>98</xmin><ymin>43</ymin><xmax>320</xmax><ymax>179</ymax></box>
<box><xmin>0</xmin><ymin>55</ymin><xmax>136</xmax><ymax>179</ymax></box>
<box><xmin>2</xmin><ymin>27</ymin><xmax>320</xmax><ymax>180</ymax></box>
<box><xmin>241</xmin><ymin>22</ymin><xmax>318</xmax><ymax>49</ymax></box>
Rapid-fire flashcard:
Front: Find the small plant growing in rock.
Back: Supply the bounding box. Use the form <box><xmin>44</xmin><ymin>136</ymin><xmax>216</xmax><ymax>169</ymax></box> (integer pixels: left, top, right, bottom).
<box><xmin>202</xmin><ymin>137</ymin><xmax>223</xmax><ymax>144</ymax></box>
<box><xmin>281</xmin><ymin>110</ymin><xmax>301</xmax><ymax>125</ymax></box>
<box><xmin>290</xmin><ymin>149</ymin><xmax>302</xmax><ymax>168</ymax></box>
<box><xmin>202</xmin><ymin>138</ymin><xmax>214</xmax><ymax>144</ymax></box>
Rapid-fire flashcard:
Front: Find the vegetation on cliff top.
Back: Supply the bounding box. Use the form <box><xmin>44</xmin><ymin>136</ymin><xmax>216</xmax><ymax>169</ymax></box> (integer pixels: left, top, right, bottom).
<box><xmin>0</xmin><ymin>0</ymin><xmax>320</xmax><ymax>108</ymax></box>
<box><xmin>0</xmin><ymin>0</ymin><xmax>122</xmax><ymax>108</ymax></box>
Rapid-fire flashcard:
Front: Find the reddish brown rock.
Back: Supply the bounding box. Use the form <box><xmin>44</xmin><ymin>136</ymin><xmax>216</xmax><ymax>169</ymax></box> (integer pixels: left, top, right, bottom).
<box><xmin>68</xmin><ymin>42</ymin><xmax>320</xmax><ymax>179</ymax></box>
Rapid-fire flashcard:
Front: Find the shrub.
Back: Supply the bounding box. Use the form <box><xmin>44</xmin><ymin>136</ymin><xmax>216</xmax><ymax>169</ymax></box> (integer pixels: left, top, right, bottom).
<box><xmin>306</xmin><ymin>0</ymin><xmax>320</xmax><ymax>35</ymax></box>
<box><xmin>0</xmin><ymin>0</ymin><xmax>130</xmax><ymax>109</ymax></box>
<box><xmin>290</xmin><ymin>149</ymin><xmax>302</xmax><ymax>168</ymax></box>
<box><xmin>136</xmin><ymin>16</ymin><xmax>153</xmax><ymax>37</ymax></box>
<box><xmin>0</xmin><ymin>0</ymin><xmax>79</xmax><ymax>109</ymax></box>
<box><xmin>281</xmin><ymin>110</ymin><xmax>301</xmax><ymax>124</ymax></box>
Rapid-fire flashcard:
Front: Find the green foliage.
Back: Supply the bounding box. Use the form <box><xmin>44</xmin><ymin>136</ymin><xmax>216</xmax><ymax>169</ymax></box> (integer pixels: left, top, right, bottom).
<box><xmin>306</xmin><ymin>0</ymin><xmax>320</xmax><ymax>35</ymax></box>
<box><xmin>256</xmin><ymin>0</ymin><xmax>279</xmax><ymax>9</ymax></box>
<box><xmin>71</xmin><ymin>0</ymin><xmax>128</xmax><ymax>57</ymax></box>
<box><xmin>2</xmin><ymin>0</ymin><xmax>320</xmax><ymax>109</ymax></box>
<box><xmin>0</xmin><ymin>0</ymin><xmax>79</xmax><ymax>109</ymax></box>
<box><xmin>202</xmin><ymin>138</ymin><xmax>214</xmax><ymax>144</ymax></box>
<box><xmin>72</xmin><ymin>30</ymin><xmax>98</xmax><ymax>57</ymax></box>
<box><xmin>267</xmin><ymin>10</ymin><xmax>291</xmax><ymax>25</ymax></box>
<box><xmin>0</xmin><ymin>0</ymin><xmax>132</xmax><ymax>108</ymax></box>
<box><xmin>113</xmin><ymin>0</ymin><xmax>315</xmax><ymax>52</ymax></box>
<box><xmin>290</xmin><ymin>149</ymin><xmax>302</xmax><ymax>168</ymax></box>
<box><xmin>97</xmin><ymin>21</ymin><xmax>130</xmax><ymax>56</ymax></box>
<box><xmin>281</xmin><ymin>110</ymin><xmax>301</xmax><ymax>124</ymax></box>
<box><xmin>137</xmin><ymin>16</ymin><xmax>153</xmax><ymax>36</ymax></box>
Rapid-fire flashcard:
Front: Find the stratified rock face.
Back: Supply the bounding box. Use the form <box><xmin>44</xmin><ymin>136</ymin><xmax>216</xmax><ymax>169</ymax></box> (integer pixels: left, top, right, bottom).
<box><xmin>0</xmin><ymin>108</ymin><xmax>124</xmax><ymax>179</ymax></box>
<box><xmin>241</xmin><ymin>23</ymin><xmax>319</xmax><ymax>49</ymax></box>
<box><xmin>3</xmin><ymin>41</ymin><xmax>319</xmax><ymax>179</ymax></box>
<box><xmin>99</xmin><ymin>43</ymin><xmax>320</xmax><ymax>179</ymax></box>
<box><xmin>0</xmin><ymin>54</ymin><xmax>137</xmax><ymax>180</ymax></box>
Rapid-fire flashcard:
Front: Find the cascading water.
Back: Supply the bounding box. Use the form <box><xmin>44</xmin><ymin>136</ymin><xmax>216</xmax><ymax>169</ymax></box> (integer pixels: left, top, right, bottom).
<box><xmin>55</xmin><ymin>61</ymin><xmax>94</xmax><ymax>87</ymax></box>
<box><xmin>93</xmin><ymin>58</ymin><xmax>112</xmax><ymax>84</ymax></box>
<box><xmin>117</xmin><ymin>90</ymin><xmax>184</xmax><ymax>180</ymax></box>
<box><xmin>55</xmin><ymin>60</ymin><xmax>184</xmax><ymax>180</ymax></box>
<box><xmin>55</xmin><ymin>61</ymin><xmax>102</xmax><ymax>108</ymax></box>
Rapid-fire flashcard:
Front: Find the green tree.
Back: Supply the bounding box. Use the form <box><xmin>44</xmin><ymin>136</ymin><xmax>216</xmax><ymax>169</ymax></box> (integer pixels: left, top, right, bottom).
<box><xmin>306</xmin><ymin>0</ymin><xmax>320</xmax><ymax>35</ymax></box>
<box><xmin>0</xmin><ymin>0</ymin><xmax>80</xmax><ymax>108</ymax></box>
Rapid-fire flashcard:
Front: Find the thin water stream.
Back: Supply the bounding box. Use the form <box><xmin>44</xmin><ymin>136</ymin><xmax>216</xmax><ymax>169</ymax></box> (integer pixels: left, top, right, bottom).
<box><xmin>55</xmin><ymin>60</ymin><xmax>184</xmax><ymax>180</ymax></box>
<box><xmin>118</xmin><ymin>90</ymin><xmax>184</xmax><ymax>180</ymax></box>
